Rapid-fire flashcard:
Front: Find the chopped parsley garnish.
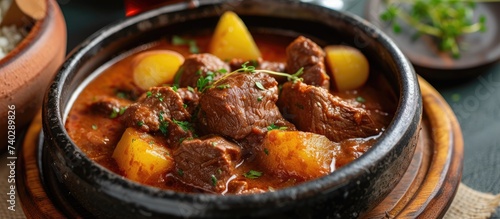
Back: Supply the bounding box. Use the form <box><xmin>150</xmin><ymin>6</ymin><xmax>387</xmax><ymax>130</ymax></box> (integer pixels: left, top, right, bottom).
<box><xmin>137</xmin><ymin>121</ymin><xmax>144</xmax><ymax>126</ymax></box>
<box><xmin>91</xmin><ymin>124</ymin><xmax>98</xmax><ymax>130</ymax></box>
<box><xmin>183</xmin><ymin>104</ymin><xmax>188</xmax><ymax>109</ymax></box>
<box><xmin>172</xmin><ymin>85</ymin><xmax>178</xmax><ymax>92</ymax></box>
<box><xmin>159</xmin><ymin>123</ymin><xmax>168</xmax><ymax>135</ymax></box>
<box><xmin>211</xmin><ymin>175</ymin><xmax>218</xmax><ymax>186</ymax></box>
<box><xmin>149</xmin><ymin>141</ymin><xmax>154</xmax><ymax>145</ymax></box>
<box><xmin>356</xmin><ymin>96</ymin><xmax>366</xmax><ymax>103</ymax></box>
<box><xmin>211</xmin><ymin>142</ymin><xmax>218</xmax><ymax>147</ymax></box>
<box><xmin>243</xmin><ymin>170</ymin><xmax>262</xmax><ymax>179</ymax></box>
<box><xmin>116</xmin><ymin>92</ymin><xmax>127</xmax><ymax>99</ymax></box>
<box><xmin>267</xmin><ymin>124</ymin><xmax>288</xmax><ymax>131</ymax></box>
<box><xmin>257</xmin><ymin>96</ymin><xmax>263</xmax><ymax>102</ymax></box>
<box><xmin>172</xmin><ymin>35</ymin><xmax>199</xmax><ymax>54</ymax></box>
<box><xmin>173</xmin><ymin>120</ymin><xmax>193</xmax><ymax>132</ymax></box>
<box><xmin>159</xmin><ymin>112</ymin><xmax>169</xmax><ymax>135</ymax></box>
<box><xmin>109</xmin><ymin>108</ymin><xmax>120</xmax><ymax>119</ymax></box>
<box><xmin>146</xmin><ymin>91</ymin><xmax>152</xmax><ymax>98</ymax></box>
<box><xmin>177</xmin><ymin>169</ymin><xmax>184</xmax><ymax>176</ymax></box>
<box><xmin>119</xmin><ymin>107</ymin><xmax>127</xmax><ymax>115</ymax></box>
<box><xmin>187</xmin><ymin>86</ymin><xmax>195</xmax><ymax>92</ymax></box>
<box><xmin>264</xmin><ymin>148</ymin><xmax>269</xmax><ymax>155</ymax></box>
<box><xmin>255</xmin><ymin>81</ymin><xmax>266</xmax><ymax>90</ymax></box>
<box><xmin>155</xmin><ymin>92</ymin><xmax>164</xmax><ymax>102</ymax></box>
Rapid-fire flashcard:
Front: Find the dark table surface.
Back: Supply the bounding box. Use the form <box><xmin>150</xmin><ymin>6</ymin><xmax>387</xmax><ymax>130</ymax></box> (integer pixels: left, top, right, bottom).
<box><xmin>57</xmin><ymin>0</ymin><xmax>500</xmax><ymax>217</ymax></box>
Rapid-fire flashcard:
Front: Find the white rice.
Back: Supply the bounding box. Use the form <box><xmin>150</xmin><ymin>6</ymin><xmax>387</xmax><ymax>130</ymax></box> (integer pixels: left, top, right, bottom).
<box><xmin>0</xmin><ymin>0</ymin><xmax>26</xmax><ymax>59</ymax></box>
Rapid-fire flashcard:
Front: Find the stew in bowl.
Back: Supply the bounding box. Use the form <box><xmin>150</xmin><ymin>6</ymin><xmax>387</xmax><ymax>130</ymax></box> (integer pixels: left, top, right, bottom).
<box><xmin>43</xmin><ymin>0</ymin><xmax>421</xmax><ymax>218</ymax></box>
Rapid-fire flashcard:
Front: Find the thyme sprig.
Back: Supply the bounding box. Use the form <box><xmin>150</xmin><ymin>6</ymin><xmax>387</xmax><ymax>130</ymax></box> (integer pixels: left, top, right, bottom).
<box><xmin>204</xmin><ymin>62</ymin><xmax>303</xmax><ymax>92</ymax></box>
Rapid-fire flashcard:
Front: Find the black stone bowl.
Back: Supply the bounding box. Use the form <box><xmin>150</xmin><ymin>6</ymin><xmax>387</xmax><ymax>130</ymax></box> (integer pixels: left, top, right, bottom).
<box><xmin>42</xmin><ymin>0</ymin><xmax>422</xmax><ymax>218</ymax></box>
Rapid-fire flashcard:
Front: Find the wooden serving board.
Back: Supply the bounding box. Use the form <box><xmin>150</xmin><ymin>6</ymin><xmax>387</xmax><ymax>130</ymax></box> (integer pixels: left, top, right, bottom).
<box><xmin>16</xmin><ymin>77</ymin><xmax>463</xmax><ymax>218</ymax></box>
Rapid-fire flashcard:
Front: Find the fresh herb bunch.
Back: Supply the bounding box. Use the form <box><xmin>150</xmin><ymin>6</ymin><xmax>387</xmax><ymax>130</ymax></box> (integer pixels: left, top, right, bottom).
<box><xmin>380</xmin><ymin>0</ymin><xmax>493</xmax><ymax>58</ymax></box>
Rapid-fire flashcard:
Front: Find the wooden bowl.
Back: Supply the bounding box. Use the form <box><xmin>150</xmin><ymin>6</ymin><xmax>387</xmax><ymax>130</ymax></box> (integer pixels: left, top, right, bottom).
<box><xmin>0</xmin><ymin>0</ymin><xmax>66</xmax><ymax>150</ymax></box>
<box><xmin>42</xmin><ymin>0</ymin><xmax>421</xmax><ymax>218</ymax></box>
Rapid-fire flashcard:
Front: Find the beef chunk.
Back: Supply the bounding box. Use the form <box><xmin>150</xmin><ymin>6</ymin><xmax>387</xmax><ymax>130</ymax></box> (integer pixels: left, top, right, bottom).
<box><xmin>121</xmin><ymin>87</ymin><xmax>190</xmax><ymax>133</ymax></box>
<box><xmin>176</xmin><ymin>88</ymin><xmax>199</xmax><ymax>115</ymax></box>
<box><xmin>174</xmin><ymin>136</ymin><xmax>241</xmax><ymax>193</ymax></box>
<box><xmin>286</xmin><ymin>36</ymin><xmax>330</xmax><ymax>89</ymax></box>
<box><xmin>176</xmin><ymin>53</ymin><xmax>229</xmax><ymax>88</ymax></box>
<box><xmin>278</xmin><ymin>81</ymin><xmax>385</xmax><ymax>142</ymax></box>
<box><xmin>89</xmin><ymin>96</ymin><xmax>129</xmax><ymax>118</ymax></box>
<box><xmin>197</xmin><ymin>72</ymin><xmax>295</xmax><ymax>140</ymax></box>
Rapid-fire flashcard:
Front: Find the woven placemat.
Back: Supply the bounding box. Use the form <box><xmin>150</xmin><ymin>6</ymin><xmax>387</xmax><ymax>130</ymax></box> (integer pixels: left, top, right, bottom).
<box><xmin>0</xmin><ymin>151</ymin><xmax>499</xmax><ymax>218</ymax></box>
<box><xmin>444</xmin><ymin>183</ymin><xmax>500</xmax><ymax>219</ymax></box>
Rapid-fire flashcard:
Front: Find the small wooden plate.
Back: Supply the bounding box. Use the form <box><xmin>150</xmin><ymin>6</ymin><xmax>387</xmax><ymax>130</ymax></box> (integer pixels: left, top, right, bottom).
<box><xmin>17</xmin><ymin>77</ymin><xmax>463</xmax><ymax>218</ymax></box>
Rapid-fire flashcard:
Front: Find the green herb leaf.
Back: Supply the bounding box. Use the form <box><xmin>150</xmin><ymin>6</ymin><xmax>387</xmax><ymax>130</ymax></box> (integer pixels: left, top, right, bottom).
<box><xmin>216</xmin><ymin>84</ymin><xmax>231</xmax><ymax>89</ymax></box>
<box><xmin>196</xmin><ymin>74</ymin><xmax>214</xmax><ymax>92</ymax></box>
<box><xmin>172</xmin><ymin>35</ymin><xmax>199</xmax><ymax>54</ymax></box>
<box><xmin>257</xmin><ymin>96</ymin><xmax>263</xmax><ymax>102</ymax></box>
<box><xmin>109</xmin><ymin>108</ymin><xmax>120</xmax><ymax>119</ymax></box>
<box><xmin>243</xmin><ymin>170</ymin><xmax>262</xmax><ymax>179</ymax></box>
<box><xmin>137</xmin><ymin>121</ymin><xmax>144</xmax><ymax>126</ymax></box>
<box><xmin>255</xmin><ymin>81</ymin><xmax>266</xmax><ymax>90</ymax></box>
<box><xmin>91</xmin><ymin>124</ymin><xmax>98</xmax><ymax>130</ymax></box>
<box><xmin>356</xmin><ymin>96</ymin><xmax>366</xmax><ymax>103</ymax></box>
<box><xmin>159</xmin><ymin>112</ymin><xmax>169</xmax><ymax>135</ymax></box>
<box><xmin>178</xmin><ymin>169</ymin><xmax>184</xmax><ymax>176</ymax></box>
<box><xmin>173</xmin><ymin>120</ymin><xmax>193</xmax><ymax>132</ymax></box>
<box><xmin>264</xmin><ymin>148</ymin><xmax>269</xmax><ymax>155</ymax></box>
<box><xmin>267</xmin><ymin>124</ymin><xmax>288</xmax><ymax>131</ymax></box>
<box><xmin>146</xmin><ymin>91</ymin><xmax>152</xmax><ymax>98</ymax></box>
<box><xmin>119</xmin><ymin>107</ymin><xmax>127</xmax><ymax>115</ymax></box>
<box><xmin>211</xmin><ymin>175</ymin><xmax>217</xmax><ymax>186</ymax></box>
<box><xmin>116</xmin><ymin>92</ymin><xmax>127</xmax><ymax>99</ymax></box>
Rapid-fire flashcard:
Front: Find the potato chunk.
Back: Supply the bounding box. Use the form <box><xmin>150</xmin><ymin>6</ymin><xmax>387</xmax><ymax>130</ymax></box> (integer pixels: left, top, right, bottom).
<box><xmin>132</xmin><ymin>50</ymin><xmax>185</xmax><ymax>90</ymax></box>
<box><xmin>325</xmin><ymin>45</ymin><xmax>369</xmax><ymax>91</ymax></box>
<box><xmin>112</xmin><ymin>128</ymin><xmax>174</xmax><ymax>183</ymax></box>
<box><xmin>209</xmin><ymin>11</ymin><xmax>261</xmax><ymax>60</ymax></box>
<box><xmin>260</xmin><ymin>130</ymin><xmax>339</xmax><ymax>180</ymax></box>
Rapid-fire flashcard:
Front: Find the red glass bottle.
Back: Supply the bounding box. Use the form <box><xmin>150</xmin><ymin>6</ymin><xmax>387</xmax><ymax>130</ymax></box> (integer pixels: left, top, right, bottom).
<box><xmin>124</xmin><ymin>0</ymin><xmax>185</xmax><ymax>16</ymax></box>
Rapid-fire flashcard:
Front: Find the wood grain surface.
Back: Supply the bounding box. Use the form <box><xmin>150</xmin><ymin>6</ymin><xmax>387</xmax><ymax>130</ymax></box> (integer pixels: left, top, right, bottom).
<box><xmin>16</xmin><ymin>77</ymin><xmax>463</xmax><ymax>218</ymax></box>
